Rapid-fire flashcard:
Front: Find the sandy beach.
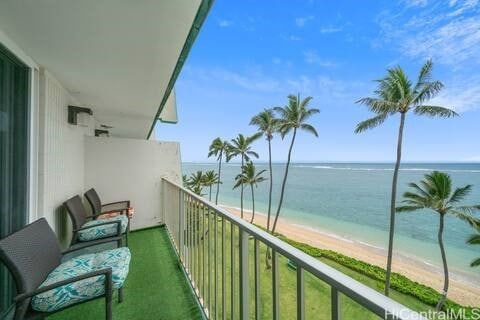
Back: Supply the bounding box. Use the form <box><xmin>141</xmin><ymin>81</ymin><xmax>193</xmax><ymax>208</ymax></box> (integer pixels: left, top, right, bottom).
<box><xmin>220</xmin><ymin>205</ymin><xmax>480</xmax><ymax>307</ymax></box>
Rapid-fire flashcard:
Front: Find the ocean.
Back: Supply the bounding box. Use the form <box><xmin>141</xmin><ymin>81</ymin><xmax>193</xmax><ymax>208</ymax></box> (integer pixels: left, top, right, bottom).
<box><xmin>182</xmin><ymin>162</ymin><xmax>480</xmax><ymax>280</ymax></box>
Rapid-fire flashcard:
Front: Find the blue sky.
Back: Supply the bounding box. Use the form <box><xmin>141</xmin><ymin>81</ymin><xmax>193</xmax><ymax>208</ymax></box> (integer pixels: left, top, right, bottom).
<box><xmin>155</xmin><ymin>0</ymin><xmax>480</xmax><ymax>163</ymax></box>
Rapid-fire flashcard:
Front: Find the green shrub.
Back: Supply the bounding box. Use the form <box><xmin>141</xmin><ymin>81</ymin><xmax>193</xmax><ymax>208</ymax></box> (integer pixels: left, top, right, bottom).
<box><xmin>260</xmin><ymin>229</ymin><xmax>474</xmax><ymax>315</ymax></box>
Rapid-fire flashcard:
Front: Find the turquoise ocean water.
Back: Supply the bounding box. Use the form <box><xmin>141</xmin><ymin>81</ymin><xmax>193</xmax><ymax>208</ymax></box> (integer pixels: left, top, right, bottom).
<box><xmin>182</xmin><ymin>162</ymin><xmax>480</xmax><ymax>281</ymax></box>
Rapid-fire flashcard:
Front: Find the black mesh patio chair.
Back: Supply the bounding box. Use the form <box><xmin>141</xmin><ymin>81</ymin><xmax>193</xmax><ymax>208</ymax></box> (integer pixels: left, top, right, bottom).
<box><xmin>84</xmin><ymin>188</ymin><xmax>131</xmax><ymax>246</ymax></box>
<box><xmin>63</xmin><ymin>195</ymin><xmax>128</xmax><ymax>248</ymax></box>
<box><xmin>0</xmin><ymin>218</ymin><xmax>130</xmax><ymax>320</ymax></box>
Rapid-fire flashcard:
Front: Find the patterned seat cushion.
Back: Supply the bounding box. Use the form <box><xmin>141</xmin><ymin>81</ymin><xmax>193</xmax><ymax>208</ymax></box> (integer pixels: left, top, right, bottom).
<box><xmin>31</xmin><ymin>247</ymin><xmax>131</xmax><ymax>312</ymax></box>
<box><xmin>77</xmin><ymin>215</ymin><xmax>128</xmax><ymax>242</ymax></box>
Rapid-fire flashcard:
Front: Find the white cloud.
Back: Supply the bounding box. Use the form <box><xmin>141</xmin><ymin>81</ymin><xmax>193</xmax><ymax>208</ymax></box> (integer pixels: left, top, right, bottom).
<box><xmin>295</xmin><ymin>15</ymin><xmax>314</xmax><ymax>27</ymax></box>
<box><xmin>404</xmin><ymin>0</ymin><xmax>429</xmax><ymax>7</ymax></box>
<box><xmin>319</xmin><ymin>27</ymin><xmax>343</xmax><ymax>34</ymax></box>
<box><xmin>377</xmin><ymin>1</ymin><xmax>480</xmax><ymax>66</ymax></box>
<box><xmin>430</xmin><ymin>77</ymin><xmax>480</xmax><ymax>113</ymax></box>
<box><xmin>218</xmin><ymin>19</ymin><xmax>233</xmax><ymax>27</ymax></box>
<box><xmin>303</xmin><ymin>50</ymin><xmax>336</xmax><ymax>67</ymax></box>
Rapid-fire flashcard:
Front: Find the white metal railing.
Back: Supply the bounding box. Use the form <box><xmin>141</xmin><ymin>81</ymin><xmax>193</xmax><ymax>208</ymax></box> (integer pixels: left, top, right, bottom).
<box><xmin>162</xmin><ymin>178</ymin><xmax>426</xmax><ymax>320</ymax></box>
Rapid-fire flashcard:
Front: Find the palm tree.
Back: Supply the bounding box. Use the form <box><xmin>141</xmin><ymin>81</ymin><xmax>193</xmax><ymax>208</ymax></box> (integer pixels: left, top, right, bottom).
<box><xmin>397</xmin><ymin>171</ymin><xmax>480</xmax><ymax>311</ymax></box>
<box><xmin>467</xmin><ymin>232</ymin><xmax>480</xmax><ymax>268</ymax></box>
<box><xmin>208</xmin><ymin>138</ymin><xmax>230</xmax><ymax>205</ymax></box>
<box><xmin>203</xmin><ymin>170</ymin><xmax>219</xmax><ymax>202</ymax></box>
<box><xmin>250</xmin><ymin>109</ymin><xmax>278</xmax><ymax>231</ymax></box>
<box><xmin>188</xmin><ymin>171</ymin><xmax>206</xmax><ymax>196</ymax></box>
<box><xmin>271</xmin><ymin>94</ymin><xmax>319</xmax><ymax>234</ymax></box>
<box><xmin>233</xmin><ymin>162</ymin><xmax>267</xmax><ymax>223</ymax></box>
<box><xmin>227</xmin><ymin>133</ymin><xmax>262</xmax><ymax>219</ymax></box>
<box><xmin>355</xmin><ymin>60</ymin><xmax>458</xmax><ymax>296</ymax></box>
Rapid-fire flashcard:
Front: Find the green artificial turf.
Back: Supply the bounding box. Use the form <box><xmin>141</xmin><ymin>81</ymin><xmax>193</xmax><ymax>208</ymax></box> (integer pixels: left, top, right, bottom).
<box><xmin>49</xmin><ymin>227</ymin><xmax>203</xmax><ymax>320</ymax></box>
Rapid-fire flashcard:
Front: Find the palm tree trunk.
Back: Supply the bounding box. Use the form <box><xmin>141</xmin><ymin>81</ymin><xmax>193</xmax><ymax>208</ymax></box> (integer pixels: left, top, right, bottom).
<box><xmin>436</xmin><ymin>214</ymin><xmax>449</xmax><ymax>311</ymax></box>
<box><xmin>240</xmin><ymin>156</ymin><xmax>244</xmax><ymax>219</ymax></box>
<box><xmin>271</xmin><ymin>128</ymin><xmax>297</xmax><ymax>234</ymax></box>
<box><xmin>266</xmin><ymin>138</ymin><xmax>273</xmax><ymax>231</ymax></box>
<box><xmin>209</xmin><ymin>186</ymin><xmax>212</xmax><ymax>202</ymax></box>
<box><xmin>215</xmin><ymin>152</ymin><xmax>222</xmax><ymax>205</ymax></box>
<box><xmin>384</xmin><ymin>112</ymin><xmax>406</xmax><ymax>296</ymax></box>
<box><xmin>250</xmin><ymin>184</ymin><xmax>255</xmax><ymax>223</ymax></box>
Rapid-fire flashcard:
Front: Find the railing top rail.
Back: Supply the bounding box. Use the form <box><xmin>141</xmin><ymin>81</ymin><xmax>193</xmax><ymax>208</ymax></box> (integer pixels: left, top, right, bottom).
<box><xmin>163</xmin><ymin>178</ymin><xmax>426</xmax><ymax>320</ymax></box>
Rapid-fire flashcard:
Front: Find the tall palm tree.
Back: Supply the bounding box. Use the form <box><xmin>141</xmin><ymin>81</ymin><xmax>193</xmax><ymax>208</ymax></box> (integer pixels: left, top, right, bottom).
<box><xmin>188</xmin><ymin>171</ymin><xmax>206</xmax><ymax>196</ymax></box>
<box><xmin>397</xmin><ymin>171</ymin><xmax>480</xmax><ymax>311</ymax></box>
<box><xmin>233</xmin><ymin>162</ymin><xmax>267</xmax><ymax>223</ymax></box>
<box><xmin>208</xmin><ymin>138</ymin><xmax>230</xmax><ymax>205</ymax></box>
<box><xmin>355</xmin><ymin>60</ymin><xmax>458</xmax><ymax>296</ymax></box>
<box><xmin>227</xmin><ymin>133</ymin><xmax>262</xmax><ymax>219</ymax></box>
<box><xmin>467</xmin><ymin>232</ymin><xmax>480</xmax><ymax>268</ymax></box>
<box><xmin>271</xmin><ymin>94</ymin><xmax>319</xmax><ymax>234</ymax></box>
<box><xmin>203</xmin><ymin>170</ymin><xmax>219</xmax><ymax>202</ymax></box>
<box><xmin>250</xmin><ymin>109</ymin><xmax>278</xmax><ymax>231</ymax></box>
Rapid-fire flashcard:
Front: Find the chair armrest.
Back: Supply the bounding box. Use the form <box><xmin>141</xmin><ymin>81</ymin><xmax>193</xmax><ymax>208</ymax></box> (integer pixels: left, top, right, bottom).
<box><xmin>100</xmin><ymin>209</ymin><xmax>129</xmax><ymax>216</ymax></box>
<box><xmin>101</xmin><ymin>200</ymin><xmax>130</xmax><ymax>210</ymax></box>
<box><xmin>14</xmin><ymin>268</ymin><xmax>112</xmax><ymax>302</ymax></box>
<box><xmin>62</xmin><ymin>236</ymin><xmax>123</xmax><ymax>255</ymax></box>
<box><xmin>74</xmin><ymin>221</ymin><xmax>122</xmax><ymax>237</ymax></box>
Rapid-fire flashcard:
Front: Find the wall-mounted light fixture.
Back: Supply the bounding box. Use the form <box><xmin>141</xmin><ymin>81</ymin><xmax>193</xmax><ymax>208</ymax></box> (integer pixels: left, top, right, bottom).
<box><xmin>94</xmin><ymin>129</ymin><xmax>109</xmax><ymax>137</ymax></box>
<box><xmin>68</xmin><ymin>105</ymin><xmax>93</xmax><ymax>125</ymax></box>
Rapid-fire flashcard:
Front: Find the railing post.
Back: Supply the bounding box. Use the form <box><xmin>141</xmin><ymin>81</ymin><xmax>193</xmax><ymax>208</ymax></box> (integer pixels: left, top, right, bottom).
<box><xmin>272</xmin><ymin>249</ymin><xmax>279</xmax><ymax>320</ymax></box>
<box><xmin>161</xmin><ymin>178</ymin><xmax>166</xmax><ymax>225</ymax></box>
<box><xmin>239</xmin><ymin>229</ymin><xmax>250</xmax><ymax>320</ymax></box>
<box><xmin>331</xmin><ymin>287</ymin><xmax>341</xmax><ymax>320</ymax></box>
<box><xmin>297</xmin><ymin>266</ymin><xmax>305</xmax><ymax>320</ymax></box>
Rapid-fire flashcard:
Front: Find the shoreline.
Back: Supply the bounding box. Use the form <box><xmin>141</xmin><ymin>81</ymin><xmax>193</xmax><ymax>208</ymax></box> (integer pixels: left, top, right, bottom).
<box><xmin>220</xmin><ymin>204</ymin><xmax>480</xmax><ymax>306</ymax></box>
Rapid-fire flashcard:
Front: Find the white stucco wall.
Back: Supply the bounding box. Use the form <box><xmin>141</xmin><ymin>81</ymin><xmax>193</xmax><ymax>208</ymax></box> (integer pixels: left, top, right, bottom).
<box><xmin>84</xmin><ymin>136</ymin><xmax>182</xmax><ymax>230</ymax></box>
<box><xmin>37</xmin><ymin>69</ymin><xmax>94</xmax><ymax>245</ymax></box>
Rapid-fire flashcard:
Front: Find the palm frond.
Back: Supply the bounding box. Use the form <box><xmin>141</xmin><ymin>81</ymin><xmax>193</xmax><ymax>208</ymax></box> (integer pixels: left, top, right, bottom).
<box><xmin>355</xmin><ymin>97</ymin><xmax>398</xmax><ymax>114</ymax></box>
<box><xmin>354</xmin><ymin>113</ymin><xmax>389</xmax><ymax>133</ymax></box>
<box><xmin>414</xmin><ymin>105</ymin><xmax>458</xmax><ymax>118</ymax></box>
<box><xmin>396</xmin><ymin>205</ymin><xmax>424</xmax><ymax>212</ymax></box>
<box><xmin>448</xmin><ymin>185</ymin><xmax>473</xmax><ymax>204</ymax></box>
<box><xmin>300</xmin><ymin>124</ymin><xmax>319</xmax><ymax>137</ymax></box>
<box><xmin>471</xmin><ymin>258</ymin><xmax>480</xmax><ymax>268</ymax></box>
<box><xmin>467</xmin><ymin>234</ymin><xmax>480</xmax><ymax>245</ymax></box>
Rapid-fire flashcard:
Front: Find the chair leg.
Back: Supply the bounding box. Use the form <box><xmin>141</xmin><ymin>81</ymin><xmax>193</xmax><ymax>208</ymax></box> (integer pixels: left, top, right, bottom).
<box><xmin>106</xmin><ymin>272</ymin><xmax>113</xmax><ymax>320</ymax></box>
<box><xmin>118</xmin><ymin>287</ymin><xmax>124</xmax><ymax>303</ymax></box>
<box><xmin>125</xmin><ymin>231</ymin><xmax>128</xmax><ymax>247</ymax></box>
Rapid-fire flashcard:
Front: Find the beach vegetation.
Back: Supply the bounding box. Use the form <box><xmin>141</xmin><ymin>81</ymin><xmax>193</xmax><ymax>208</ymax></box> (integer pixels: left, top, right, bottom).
<box><xmin>202</xmin><ymin>170</ymin><xmax>220</xmax><ymax>202</ymax></box>
<box><xmin>397</xmin><ymin>171</ymin><xmax>480</xmax><ymax>310</ymax></box>
<box><xmin>208</xmin><ymin>137</ymin><xmax>230</xmax><ymax>204</ymax></box>
<box><xmin>271</xmin><ymin>94</ymin><xmax>319</xmax><ymax>234</ymax></box>
<box><xmin>233</xmin><ymin>161</ymin><xmax>267</xmax><ymax>223</ymax></box>
<box><xmin>226</xmin><ymin>133</ymin><xmax>262</xmax><ymax>218</ymax></box>
<box><xmin>355</xmin><ymin>59</ymin><xmax>458</xmax><ymax>296</ymax></box>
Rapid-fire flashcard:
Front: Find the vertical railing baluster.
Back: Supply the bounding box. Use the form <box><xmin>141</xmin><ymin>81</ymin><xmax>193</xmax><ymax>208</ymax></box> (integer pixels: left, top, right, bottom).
<box><xmin>207</xmin><ymin>207</ymin><xmax>211</xmax><ymax>315</ymax></box>
<box><xmin>254</xmin><ymin>239</ymin><xmax>260</xmax><ymax>320</ymax></box>
<box><xmin>331</xmin><ymin>287</ymin><xmax>340</xmax><ymax>320</ymax></box>
<box><xmin>178</xmin><ymin>189</ymin><xmax>183</xmax><ymax>260</ymax></box>
<box><xmin>222</xmin><ymin>217</ymin><xmax>226</xmax><ymax>320</ymax></box>
<box><xmin>196</xmin><ymin>200</ymin><xmax>200</xmax><ymax>294</ymax></box>
<box><xmin>272</xmin><ymin>249</ymin><xmax>279</xmax><ymax>320</ymax></box>
<box><xmin>230</xmin><ymin>223</ymin><xmax>235</xmax><ymax>319</ymax></box>
<box><xmin>297</xmin><ymin>266</ymin><xmax>305</xmax><ymax>320</ymax></box>
<box><xmin>214</xmin><ymin>210</ymin><xmax>218</xmax><ymax>320</ymax></box>
<box><xmin>202</xmin><ymin>204</ymin><xmax>206</xmax><ymax>304</ymax></box>
<box><xmin>239</xmin><ymin>229</ymin><xmax>249</xmax><ymax>320</ymax></box>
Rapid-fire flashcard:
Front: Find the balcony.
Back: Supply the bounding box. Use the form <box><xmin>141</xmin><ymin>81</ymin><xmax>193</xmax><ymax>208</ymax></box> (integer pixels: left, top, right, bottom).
<box><xmin>42</xmin><ymin>178</ymin><xmax>427</xmax><ymax>320</ymax></box>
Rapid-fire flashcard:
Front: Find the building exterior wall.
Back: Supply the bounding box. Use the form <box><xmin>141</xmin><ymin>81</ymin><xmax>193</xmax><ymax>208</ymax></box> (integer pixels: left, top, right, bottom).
<box><xmin>37</xmin><ymin>70</ymin><xmax>94</xmax><ymax>245</ymax></box>
<box><xmin>84</xmin><ymin>136</ymin><xmax>182</xmax><ymax>230</ymax></box>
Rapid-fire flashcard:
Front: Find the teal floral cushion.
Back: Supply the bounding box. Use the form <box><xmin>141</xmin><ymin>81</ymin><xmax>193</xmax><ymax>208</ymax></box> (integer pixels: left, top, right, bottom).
<box><xmin>77</xmin><ymin>215</ymin><xmax>128</xmax><ymax>242</ymax></box>
<box><xmin>31</xmin><ymin>247</ymin><xmax>131</xmax><ymax>312</ymax></box>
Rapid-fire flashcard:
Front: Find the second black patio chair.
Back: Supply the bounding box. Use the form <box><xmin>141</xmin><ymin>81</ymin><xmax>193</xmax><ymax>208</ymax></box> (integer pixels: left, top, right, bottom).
<box><xmin>0</xmin><ymin>218</ymin><xmax>130</xmax><ymax>320</ymax></box>
<box><xmin>84</xmin><ymin>188</ymin><xmax>131</xmax><ymax>246</ymax></box>
<box><xmin>63</xmin><ymin>195</ymin><xmax>129</xmax><ymax>248</ymax></box>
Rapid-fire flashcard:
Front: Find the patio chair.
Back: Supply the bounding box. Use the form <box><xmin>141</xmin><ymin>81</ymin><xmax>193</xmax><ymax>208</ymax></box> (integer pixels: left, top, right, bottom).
<box><xmin>63</xmin><ymin>195</ymin><xmax>129</xmax><ymax>248</ymax></box>
<box><xmin>84</xmin><ymin>188</ymin><xmax>131</xmax><ymax>246</ymax></box>
<box><xmin>0</xmin><ymin>218</ymin><xmax>130</xmax><ymax>320</ymax></box>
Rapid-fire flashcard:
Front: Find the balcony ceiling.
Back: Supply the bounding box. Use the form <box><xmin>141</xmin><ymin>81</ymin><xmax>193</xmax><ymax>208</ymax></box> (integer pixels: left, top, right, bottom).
<box><xmin>0</xmin><ymin>0</ymin><xmax>207</xmax><ymax>139</ymax></box>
